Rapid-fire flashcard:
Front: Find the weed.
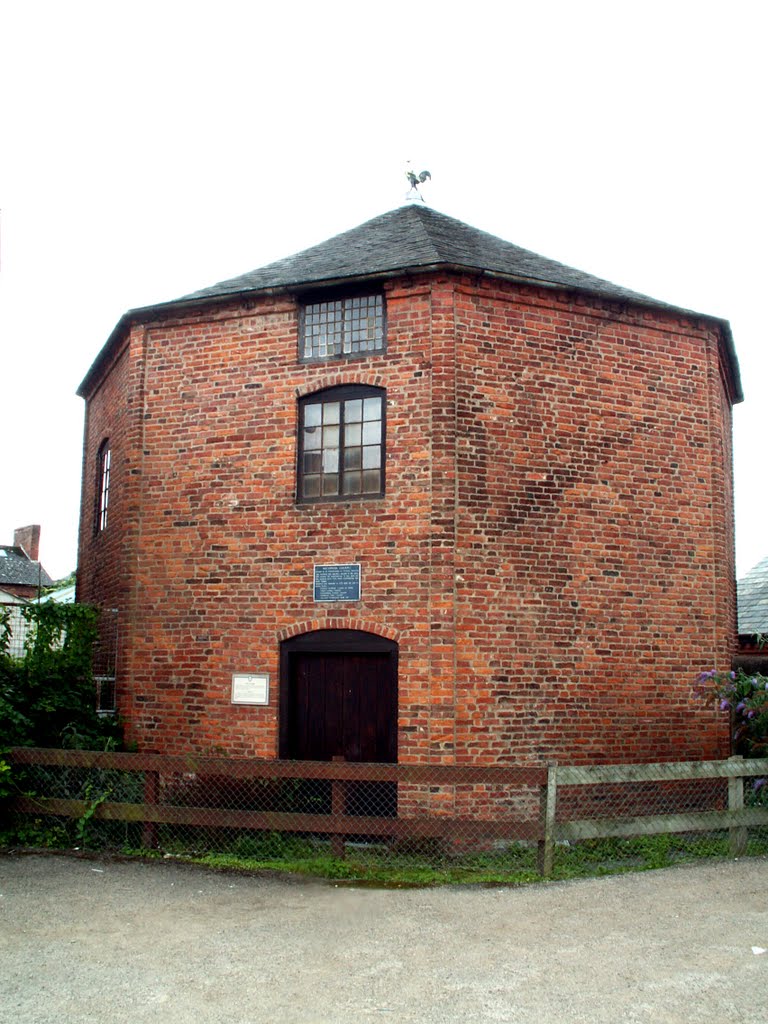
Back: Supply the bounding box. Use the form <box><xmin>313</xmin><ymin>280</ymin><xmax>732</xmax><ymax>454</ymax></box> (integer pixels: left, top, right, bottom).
<box><xmin>75</xmin><ymin>782</ymin><xmax>112</xmax><ymax>846</ymax></box>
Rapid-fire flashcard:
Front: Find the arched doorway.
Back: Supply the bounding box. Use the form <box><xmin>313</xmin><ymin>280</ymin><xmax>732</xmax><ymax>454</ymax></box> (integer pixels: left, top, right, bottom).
<box><xmin>280</xmin><ymin>629</ymin><xmax>398</xmax><ymax>815</ymax></box>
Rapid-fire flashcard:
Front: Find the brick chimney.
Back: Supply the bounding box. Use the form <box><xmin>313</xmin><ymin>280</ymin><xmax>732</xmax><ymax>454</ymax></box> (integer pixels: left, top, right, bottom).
<box><xmin>14</xmin><ymin>524</ymin><xmax>41</xmax><ymax>561</ymax></box>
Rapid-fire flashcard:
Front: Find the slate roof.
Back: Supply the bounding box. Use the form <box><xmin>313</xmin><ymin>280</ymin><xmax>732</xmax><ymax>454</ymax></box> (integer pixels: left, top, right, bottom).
<box><xmin>177</xmin><ymin>204</ymin><xmax>667</xmax><ymax>307</ymax></box>
<box><xmin>737</xmin><ymin>555</ymin><xmax>768</xmax><ymax>635</ymax></box>
<box><xmin>78</xmin><ymin>204</ymin><xmax>742</xmax><ymax>400</ymax></box>
<box><xmin>0</xmin><ymin>546</ymin><xmax>53</xmax><ymax>589</ymax></box>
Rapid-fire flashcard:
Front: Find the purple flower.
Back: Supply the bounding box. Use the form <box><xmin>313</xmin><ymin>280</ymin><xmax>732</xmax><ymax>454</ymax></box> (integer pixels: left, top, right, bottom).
<box><xmin>736</xmin><ymin>702</ymin><xmax>746</xmax><ymax>713</ymax></box>
<box><xmin>720</xmin><ymin>699</ymin><xmax>731</xmax><ymax>711</ymax></box>
<box><xmin>754</xmin><ymin>778</ymin><xmax>766</xmax><ymax>792</ymax></box>
<box><xmin>730</xmin><ymin>671</ymin><xmax>736</xmax><ymax>680</ymax></box>
<box><xmin>748</xmin><ymin>710</ymin><xmax>756</xmax><ymax>719</ymax></box>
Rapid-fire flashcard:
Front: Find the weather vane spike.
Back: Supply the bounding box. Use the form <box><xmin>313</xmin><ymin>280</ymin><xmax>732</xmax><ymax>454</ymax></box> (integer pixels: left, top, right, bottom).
<box><xmin>405</xmin><ymin>162</ymin><xmax>431</xmax><ymax>203</ymax></box>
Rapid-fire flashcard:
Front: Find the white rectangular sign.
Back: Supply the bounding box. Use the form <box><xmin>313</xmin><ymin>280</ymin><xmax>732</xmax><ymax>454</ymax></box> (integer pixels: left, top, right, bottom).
<box><xmin>231</xmin><ymin>673</ymin><xmax>269</xmax><ymax>705</ymax></box>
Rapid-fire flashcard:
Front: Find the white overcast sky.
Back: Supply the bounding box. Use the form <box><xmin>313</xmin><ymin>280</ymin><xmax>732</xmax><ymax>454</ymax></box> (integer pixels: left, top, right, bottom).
<box><xmin>0</xmin><ymin>1</ymin><xmax>765</xmax><ymax>581</ymax></box>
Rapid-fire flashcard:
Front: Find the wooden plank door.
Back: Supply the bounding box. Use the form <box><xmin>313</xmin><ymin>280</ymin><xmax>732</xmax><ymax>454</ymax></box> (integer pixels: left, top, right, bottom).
<box><xmin>286</xmin><ymin>651</ymin><xmax>396</xmax><ymax>764</ymax></box>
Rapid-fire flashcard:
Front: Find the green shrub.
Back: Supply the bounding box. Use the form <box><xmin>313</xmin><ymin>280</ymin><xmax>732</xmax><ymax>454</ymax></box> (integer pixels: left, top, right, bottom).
<box><xmin>0</xmin><ymin>603</ymin><xmax>122</xmax><ymax>751</ymax></box>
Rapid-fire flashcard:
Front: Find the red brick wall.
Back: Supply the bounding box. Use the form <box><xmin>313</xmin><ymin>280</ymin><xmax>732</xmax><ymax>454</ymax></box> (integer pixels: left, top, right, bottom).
<box><xmin>0</xmin><ymin>583</ymin><xmax>40</xmax><ymax>600</ymax></box>
<box><xmin>76</xmin><ymin>327</ymin><xmax>145</xmax><ymax>666</ymax></box>
<box><xmin>77</xmin><ymin>272</ymin><xmax>736</xmax><ymax>764</ymax></box>
<box><xmin>452</xmin><ymin>278</ymin><xmax>733</xmax><ymax>764</ymax></box>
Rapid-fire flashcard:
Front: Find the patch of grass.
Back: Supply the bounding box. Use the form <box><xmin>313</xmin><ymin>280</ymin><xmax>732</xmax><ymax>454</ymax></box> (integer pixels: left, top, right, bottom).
<box><xmin>548</xmin><ymin>829</ymin><xmax>768</xmax><ymax>881</ymax></box>
<box><xmin>179</xmin><ymin>848</ymin><xmax>543</xmax><ymax>886</ymax></box>
<box><xmin>4</xmin><ymin>822</ymin><xmax>768</xmax><ymax>888</ymax></box>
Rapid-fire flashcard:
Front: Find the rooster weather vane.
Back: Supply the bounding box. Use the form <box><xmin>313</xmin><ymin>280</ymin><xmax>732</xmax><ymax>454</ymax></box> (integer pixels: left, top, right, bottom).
<box><xmin>405</xmin><ymin>167</ymin><xmax>431</xmax><ymax>201</ymax></box>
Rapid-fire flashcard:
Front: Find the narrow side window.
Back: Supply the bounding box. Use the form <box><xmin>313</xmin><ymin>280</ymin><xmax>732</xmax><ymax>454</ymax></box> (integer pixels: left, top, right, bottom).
<box><xmin>95</xmin><ymin>440</ymin><xmax>111</xmax><ymax>533</ymax></box>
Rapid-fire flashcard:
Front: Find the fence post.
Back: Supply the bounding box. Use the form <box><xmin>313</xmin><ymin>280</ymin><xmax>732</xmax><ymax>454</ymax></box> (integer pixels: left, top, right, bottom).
<box><xmin>330</xmin><ymin>756</ymin><xmax>346</xmax><ymax>860</ymax></box>
<box><xmin>537</xmin><ymin>762</ymin><xmax>558</xmax><ymax>878</ymax></box>
<box><xmin>727</xmin><ymin>755</ymin><xmax>747</xmax><ymax>857</ymax></box>
<box><xmin>142</xmin><ymin>770</ymin><xmax>159</xmax><ymax>850</ymax></box>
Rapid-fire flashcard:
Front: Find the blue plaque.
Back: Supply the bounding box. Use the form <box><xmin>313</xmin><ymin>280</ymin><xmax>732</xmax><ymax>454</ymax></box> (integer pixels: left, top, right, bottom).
<box><xmin>314</xmin><ymin>563</ymin><xmax>361</xmax><ymax>602</ymax></box>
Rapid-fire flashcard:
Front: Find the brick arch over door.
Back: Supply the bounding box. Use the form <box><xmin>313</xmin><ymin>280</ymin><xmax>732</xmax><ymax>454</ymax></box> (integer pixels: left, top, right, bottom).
<box><xmin>277</xmin><ymin>618</ymin><xmax>401</xmax><ymax>644</ymax></box>
<box><xmin>279</xmin><ymin>629</ymin><xmax>398</xmax><ymax>764</ymax></box>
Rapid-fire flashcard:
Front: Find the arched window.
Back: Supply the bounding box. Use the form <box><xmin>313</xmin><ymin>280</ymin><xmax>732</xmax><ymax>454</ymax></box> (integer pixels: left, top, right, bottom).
<box><xmin>298</xmin><ymin>385</ymin><xmax>385</xmax><ymax>501</ymax></box>
<box><xmin>95</xmin><ymin>440</ymin><xmax>111</xmax><ymax>533</ymax></box>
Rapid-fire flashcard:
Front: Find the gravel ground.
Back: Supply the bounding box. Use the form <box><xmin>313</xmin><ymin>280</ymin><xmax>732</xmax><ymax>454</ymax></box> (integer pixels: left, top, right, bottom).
<box><xmin>1</xmin><ymin>852</ymin><xmax>767</xmax><ymax>1024</ymax></box>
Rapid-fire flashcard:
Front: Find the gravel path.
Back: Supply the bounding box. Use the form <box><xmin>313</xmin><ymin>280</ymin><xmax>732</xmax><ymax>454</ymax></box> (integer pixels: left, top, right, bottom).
<box><xmin>1</xmin><ymin>853</ymin><xmax>767</xmax><ymax>1023</ymax></box>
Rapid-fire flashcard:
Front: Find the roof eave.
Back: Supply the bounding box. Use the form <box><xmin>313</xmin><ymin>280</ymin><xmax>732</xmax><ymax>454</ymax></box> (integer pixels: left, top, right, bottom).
<box><xmin>77</xmin><ymin>312</ymin><xmax>132</xmax><ymax>398</ymax></box>
<box><xmin>77</xmin><ymin>261</ymin><xmax>743</xmax><ymax>404</ymax></box>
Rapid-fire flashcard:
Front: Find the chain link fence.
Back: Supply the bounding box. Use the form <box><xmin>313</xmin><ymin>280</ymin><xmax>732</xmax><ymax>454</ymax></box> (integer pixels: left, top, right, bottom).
<box><xmin>5</xmin><ymin>749</ymin><xmax>768</xmax><ymax>883</ymax></box>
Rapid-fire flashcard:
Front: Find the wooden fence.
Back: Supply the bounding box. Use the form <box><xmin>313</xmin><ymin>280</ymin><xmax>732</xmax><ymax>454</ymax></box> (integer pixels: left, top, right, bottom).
<box><xmin>7</xmin><ymin>748</ymin><xmax>768</xmax><ymax>877</ymax></box>
<box><xmin>541</xmin><ymin>757</ymin><xmax>768</xmax><ymax>875</ymax></box>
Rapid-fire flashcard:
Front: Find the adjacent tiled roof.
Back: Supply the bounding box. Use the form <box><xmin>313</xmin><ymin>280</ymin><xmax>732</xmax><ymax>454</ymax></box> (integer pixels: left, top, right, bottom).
<box><xmin>0</xmin><ymin>546</ymin><xmax>53</xmax><ymax>589</ymax></box>
<box><xmin>178</xmin><ymin>204</ymin><xmax>672</xmax><ymax>307</ymax></box>
<box><xmin>737</xmin><ymin>555</ymin><xmax>768</xmax><ymax>635</ymax></box>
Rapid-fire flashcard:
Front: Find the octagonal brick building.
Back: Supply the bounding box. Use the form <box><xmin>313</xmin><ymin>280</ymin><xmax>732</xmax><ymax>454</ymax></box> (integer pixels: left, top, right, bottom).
<box><xmin>76</xmin><ymin>204</ymin><xmax>742</xmax><ymax>769</ymax></box>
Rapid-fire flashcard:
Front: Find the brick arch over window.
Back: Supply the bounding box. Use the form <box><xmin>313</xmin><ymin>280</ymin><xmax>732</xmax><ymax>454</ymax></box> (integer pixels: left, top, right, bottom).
<box><xmin>277</xmin><ymin>618</ymin><xmax>401</xmax><ymax>643</ymax></box>
<box><xmin>295</xmin><ymin>372</ymin><xmax>385</xmax><ymax>398</ymax></box>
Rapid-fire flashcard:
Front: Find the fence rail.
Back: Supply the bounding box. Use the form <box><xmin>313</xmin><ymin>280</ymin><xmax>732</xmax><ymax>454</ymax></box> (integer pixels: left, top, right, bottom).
<box><xmin>7</xmin><ymin>747</ymin><xmax>546</xmax><ymax>785</ymax></box>
<box><xmin>6</xmin><ymin>748</ymin><xmax>768</xmax><ymax>878</ymax></box>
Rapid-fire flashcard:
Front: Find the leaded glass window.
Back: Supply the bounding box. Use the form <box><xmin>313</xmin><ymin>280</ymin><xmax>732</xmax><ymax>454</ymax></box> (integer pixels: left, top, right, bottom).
<box><xmin>299</xmin><ymin>386</ymin><xmax>385</xmax><ymax>501</ymax></box>
<box><xmin>301</xmin><ymin>294</ymin><xmax>384</xmax><ymax>360</ymax></box>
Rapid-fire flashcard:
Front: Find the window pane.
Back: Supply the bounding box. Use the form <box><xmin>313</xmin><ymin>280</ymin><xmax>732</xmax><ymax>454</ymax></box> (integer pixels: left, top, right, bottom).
<box><xmin>342</xmin><ymin>472</ymin><xmax>362</xmax><ymax>494</ymax></box>
<box><xmin>303</xmin><ymin>474</ymin><xmax>321</xmax><ymax>497</ymax></box>
<box><xmin>323</xmin><ymin>402</ymin><xmax>340</xmax><ymax>424</ymax></box>
<box><xmin>362</xmin><ymin>421</ymin><xmax>381</xmax><ymax>445</ymax></box>
<box><xmin>345</xmin><ymin>422</ymin><xmax>362</xmax><ymax>446</ymax></box>
<box><xmin>322</xmin><ymin>474</ymin><xmax>339</xmax><ymax>496</ymax></box>
<box><xmin>345</xmin><ymin>399</ymin><xmax>362</xmax><ymax>422</ymax></box>
<box><xmin>362</xmin><ymin>445</ymin><xmax>381</xmax><ymax>469</ymax></box>
<box><xmin>323</xmin><ymin>449</ymin><xmax>339</xmax><ymax>473</ymax></box>
<box><xmin>344</xmin><ymin>447</ymin><xmax>362</xmax><ymax>469</ymax></box>
<box><xmin>362</xmin><ymin>469</ymin><xmax>381</xmax><ymax>493</ymax></box>
<box><xmin>304</xmin><ymin>452</ymin><xmax>322</xmax><ymax>473</ymax></box>
<box><xmin>304</xmin><ymin>426</ymin><xmax>321</xmax><ymax>450</ymax></box>
<box><xmin>363</xmin><ymin>396</ymin><xmax>382</xmax><ymax>420</ymax></box>
<box><xmin>323</xmin><ymin>425</ymin><xmax>339</xmax><ymax>448</ymax></box>
<box><xmin>304</xmin><ymin>404</ymin><xmax>322</xmax><ymax>427</ymax></box>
